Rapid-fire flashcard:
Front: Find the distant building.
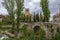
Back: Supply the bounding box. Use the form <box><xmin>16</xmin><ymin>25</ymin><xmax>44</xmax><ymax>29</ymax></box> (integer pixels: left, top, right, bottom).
<box><xmin>52</xmin><ymin>12</ymin><xmax>60</xmax><ymax>23</ymax></box>
<box><xmin>52</xmin><ymin>12</ymin><xmax>60</xmax><ymax>37</ymax></box>
<box><xmin>24</xmin><ymin>8</ymin><xmax>33</xmax><ymax>21</ymax></box>
<box><xmin>24</xmin><ymin>8</ymin><xmax>31</xmax><ymax>16</ymax></box>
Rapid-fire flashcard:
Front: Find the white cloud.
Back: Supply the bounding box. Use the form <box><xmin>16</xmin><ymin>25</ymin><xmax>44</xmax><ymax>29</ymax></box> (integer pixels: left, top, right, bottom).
<box><xmin>0</xmin><ymin>8</ymin><xmax>8</xmax><ymax>15</ymax></box>
<box><xmin>0</xmin><ymin>0</ymin><xmax>59</xmax><ymax>15</ymax></box>
<box><xmin>32</xmin><ymin>0</ymin><xmax>40</xmax><ymax>3</ymax></box>
<box><xmin>24</xmin><ymin>0</ymin><xmax>41</xmax><ymax>13</ymax></box>
<box><xmin>24</xmin><ymin>0</ymin><xmax>56</xmax><ymax>11</ymax></box>
<box><xmin>49</xmin><ymin>0</ymin><xmax>56</xmax><ymax>2</ymax></box>
<box><xmin>49</xmin><ymin>0</ymin><xmax>56</xmax><ymax>4</ymax></box>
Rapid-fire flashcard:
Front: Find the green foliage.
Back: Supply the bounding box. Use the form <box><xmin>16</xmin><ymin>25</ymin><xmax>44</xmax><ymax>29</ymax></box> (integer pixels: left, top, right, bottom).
<box><xmin>54</xmin><ymin>28</ymin><xmax>60</xmax><ymax>40</ymax></box>
<box><xmin>2</xmin><ymin>25</ymin><xmax>45</xmax><ymax>40</ymax></box>
<box><xmin>3</xmin><ymin>38</ymin><xmax>20</xmax><ymax>40</ymax></box>
<box><xmin>36</xmin><ymin>14</ymin><xmax>39</xmax><ymax>22</ymax></box>
<box><xmin>3</xmin><ymin>0</ymin><xmax>15</xmax><ymax>33</ymax></box>
<box><xmin>15</xmin><ymin>0</ymin><xmax>24</xmax><ymax>33</ymax></box>
<box><xmin>21</xmin><ymin>26</ymin><xmax>45</xmax><ymax>40</ymax></box>
<box><xmin>40</xmin><ymin>0</ymin><xmax>50</xmax><ymax>22</ymax></box>
<box><xmin>2</xmin><ymin>15</ymin><xmax>12</xmax><ymax>25</ymax></box>
<box><xmin>0</xmin><ymin>27</ymin><xmax>11</xmax><ymax>31</ymax></box>
<box><xmin>39</xmin><ymin>13</ymin><xmax>44</xmax><ymax>22</ymax></box>
<box><xmin>34</xmin><ymin>12</ymin><xmax>36</xmax><ymax>22</ymax></box>
<box><xmin>19</xmin><ymin>14</ymin><xmax>24</xmax><ymax>22</ymax></box>
<box><xmin>0</xmin><ymin>21</ymin><xmax>2</xmax><ymax>27</ymax></box>
<box><xmin>3</xmin><ymin>0</ymin><xmax>24</xmax><ymax>34</ymax></box>
<box><xmin>54</xmin><ymin>33</ymin><xmax>60</xmax><ymax>40</ymax></box>
<box><xmin>29</xmin><ymin>15</ymin><xmax>32</xmax><ymax>22</ymax></box>
<box><xmin>23</xmin><ymin>14</ymin><xmax>26</xmax><ymax>22</ymax></box>
<box><xmin>39</xmin><ymin>28</ymin><xmax>45</xmax><ymax>40</ymax></box>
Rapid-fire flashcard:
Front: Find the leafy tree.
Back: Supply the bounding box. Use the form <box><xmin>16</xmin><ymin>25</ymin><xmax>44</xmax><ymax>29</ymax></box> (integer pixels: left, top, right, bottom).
<box><xmin>34</xmin><ymin>12</ymin><xmax>36</xmax><ymax>22</ymax></box>
<box><xmin>29</xmin><ymin>15</ymin><xmax>31</xmax><ymax>22</ymax></box>
<box><xmin>40</xmin><ymin>0</ymin><xmax>50</xmax><ymax>22</ymax></box>
<box><xmin>36</xmin><ymin>13</ymin><xmax>39</xmax><ymax>22</ymax></box>
<box><xmin>2</xmin><ymin>15</ymin><xmax>11</xmax><ymax>25</ymax></box>
<box><xmin>39</xmin><ymin>13</ymin><xmax>44</xmax><ymax>22</ymax></box>
<box><xmin>19</xmin><ymin>13</ymin><xmax>24</xmax><ymax>22</ymax></box>
<box><xmin>25</xmin><ymin>15</ymin><xmax>29</xmax><ymax>22</ymax></box>
<box><xmin>15</xmin><ymin>0</ymin><xmax>24</xmax><ymax>33</ymax></box>
<box><xmin>2</xmin><ymin>0</ymin><xmax>15</xmax><ymax>33</ymax></box>
<box><xmin>23</xmin><ymin>14</ymin><xmax>26</xmax><ymax>22</ymax></box>
<box><xmin>0</xmin><ymin>21</ymin><xmax>2</xmax><ymax>27</ymax></box>
<box><xmin>39</xmin><ymin>28</ymin><xmax>45</xmax><ymax>40</ymax></box>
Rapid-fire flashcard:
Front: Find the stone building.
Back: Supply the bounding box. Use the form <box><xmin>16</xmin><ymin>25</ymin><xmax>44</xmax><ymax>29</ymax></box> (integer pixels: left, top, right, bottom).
<box><xmin>24</xmin><ymin>8</ymin><xmax>31</xmax><ymax>16</ymax></box>
<box><xmin>53</xmin><ymin>12</ymin><xmax>60</xmax><ymax>23</ymax></box>
<box><xmin>52</xmin><ymin>12</ymin><xmax>60</xmax><ymax>38</ymax></box>
<box><xmin>24</xmin><ymin>8</ymin><xmax>33</xmax><ymax>21</ymax></box>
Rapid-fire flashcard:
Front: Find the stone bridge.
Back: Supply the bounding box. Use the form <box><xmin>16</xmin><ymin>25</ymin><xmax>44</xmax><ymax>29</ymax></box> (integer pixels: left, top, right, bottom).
<box><xmin>20</xmin><ymin>22</ymin><xmax>47</xmax><ymax>30</ymax></box>
<box><xmin>20</xmin><ymin>22</ymin><xmax>60</xmax><ymax>39</ymax></box>
<box><xmin>20</xmin><ymin>22</ymin><xmax>60</xmax><ymax>29</ymax></box>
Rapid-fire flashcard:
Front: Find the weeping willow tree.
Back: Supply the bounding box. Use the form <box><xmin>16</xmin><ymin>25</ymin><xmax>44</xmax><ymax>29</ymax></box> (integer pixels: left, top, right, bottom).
<box><xmin>15</xmin><ymin>0</ymin><xmax>24</xmax><ymax>33</ymax></box>
<box><xmin>2</xmin><ymin>0</ymin><xmax>15</xmax><ymax>33</ymax></box>
<box><xmin>40</xmin><ymin>0</ymin><xmax>50</xmax><ymax>22</ymax></box>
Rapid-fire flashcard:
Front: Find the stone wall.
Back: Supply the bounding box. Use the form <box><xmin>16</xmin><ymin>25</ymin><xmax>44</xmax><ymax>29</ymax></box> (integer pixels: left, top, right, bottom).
<box><xmin>20</xmin><ymin>22</ymin><xmax>60</xmax><ymax>39</ymax></box>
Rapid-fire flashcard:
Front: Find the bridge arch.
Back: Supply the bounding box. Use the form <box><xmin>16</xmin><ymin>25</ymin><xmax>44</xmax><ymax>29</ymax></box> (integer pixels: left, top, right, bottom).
<box><xmin>33</xmin><ymin>25</ymin><xmax>40</xmax><ymax>33</ymax></box>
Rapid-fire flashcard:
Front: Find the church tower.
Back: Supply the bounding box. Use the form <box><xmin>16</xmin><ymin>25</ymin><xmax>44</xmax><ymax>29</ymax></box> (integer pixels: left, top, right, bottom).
<box><xmin>24</xmin><ymin>8</ymin><xmax>30</xmax><ymax>16</ymax></box>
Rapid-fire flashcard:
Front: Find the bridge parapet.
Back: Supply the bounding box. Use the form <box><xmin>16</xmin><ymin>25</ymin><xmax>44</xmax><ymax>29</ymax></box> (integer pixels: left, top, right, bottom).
<box><xmin>20</xmin><ymin>22</ymin><xmax>60</xmax><ymax>39</ymax></box>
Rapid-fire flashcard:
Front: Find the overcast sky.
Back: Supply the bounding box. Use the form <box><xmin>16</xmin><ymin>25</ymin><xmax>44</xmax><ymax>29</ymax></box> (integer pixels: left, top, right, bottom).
<box><xmin>0</xmin><ymin>0</ymin><xmax>60</xmax><ymax>17</ymax></box>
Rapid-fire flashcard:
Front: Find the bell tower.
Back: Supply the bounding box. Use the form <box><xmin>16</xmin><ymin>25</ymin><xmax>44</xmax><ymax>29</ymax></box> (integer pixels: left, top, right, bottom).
<box><xmin>25</xmin><ymin>8</ymin><xmax>30</xmax><ymax>16</ymax></box>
